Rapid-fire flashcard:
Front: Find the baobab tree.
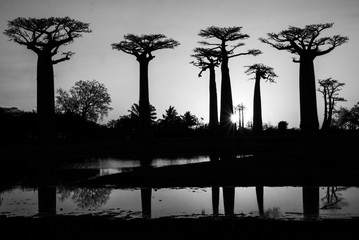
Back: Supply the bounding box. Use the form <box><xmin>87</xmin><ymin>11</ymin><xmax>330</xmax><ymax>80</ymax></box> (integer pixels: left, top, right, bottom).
<box><xmin>190</xmin><ymin>47</ymin><xmax>221</xmax><ymax>130</ymax></box>
<box><xmin>317</xmin><ymin>78</ymin><xmax>346</xmax><ymax>131</ymax></box>
<box><xmin>198</xmin><ymin>26</ymin><xmax>261</xmax><ymax>136</ymax></box>
<box><xmin>235</xmin><ymin>103</ymin><xmax>246</xmax><ymax>129</ymax></box>
<box><xmin>112</xmin><ymin>34</ymin><xmax>179</xmax><ymax>140</ymax></box>
<box><xmin>245</xmin><ymin>64</ymin><xmax>277</xmax><ymax>133</ymax></box>
<box><xmin>260</xmin><ymin>23</ymin><xmax>348</xmax><ymax>132</ymax></box>
<box><xmin>4</xmin><ymin>17</ymin><xmax>91</xmax><ymax>139</ymax></box>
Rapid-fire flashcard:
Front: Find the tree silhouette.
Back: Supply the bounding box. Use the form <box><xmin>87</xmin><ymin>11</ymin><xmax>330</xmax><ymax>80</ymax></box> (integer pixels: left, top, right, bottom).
<box><xmin>317</xmin><ymin>78</ymin><xmax>346</xmax><ymax>131</ymax></box>
<box><xmin>112</xmin><ymin>34</ymin><xmax>179</xmax><ymax>140</ymax></box>
<box><xmin>260</xmin><ymin>23</ymin><xmax>348</xmax><ymax>132</ymax></box>
<box><xmin>4</xmin><ymin>17</ymin><xmax>91</xmax><ymax>139</ymax></box>
<box><xmin>198</xmin><ymin>26</ymin><xmax>261</xmax><ymax>136</ymax></box>
<box><xmin>56</xmin><ymin>80</ymin><xmax>112</xmax><ymax>122</ymax></box>
<box><xmin>235</xmin><ymin>103</ymin><xmax>246</xmax><ymax>129</ymax></box>
<box><xmin>160</xmin><ymin>105</ymin><xmax>180</xmax><ymax>123</ymax></box>
<box><xmin>191</xmin><ymin>47</ymin><xmax>221</xmax><ymax>130</ymax></box>
<box><xmin>245</xmin><ymin>64</ymin><xmax>277</xmax><ymax>133</ymax></box>
<box><xmin>181</xmin><ymin>111</ymin><xmax>199</xmax><ymax>128</ymax></box>
<box><xmin>333</xmin><ymin>103</ymin><xmax>359</xmax><ymax>130</ymax></box>
<box><xmin>128</xmin><ymin>103</ymin><xmax>157</xmax><ymax>123</ymax></box>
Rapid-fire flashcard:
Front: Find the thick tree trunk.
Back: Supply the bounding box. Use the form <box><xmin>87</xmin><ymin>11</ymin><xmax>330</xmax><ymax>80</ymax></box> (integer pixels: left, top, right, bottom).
<box><xmin>37</xmin><ymin>52</ymin><xmax>55</xmax><ymax>139</ymax></box>
<box><xmin>321</xmin><ymin>92</ymin><xmax>329</xmax><ymax>131</ymax></box>
<box><xmin>219</xmin><ymin>54</ymin><xmax>234</xmax><ymax>136</ymax></box>
<box><xmin>299</xmin><ymin>57</ymin><xmax>319</xmax><ymax>132</ymax></box>
<box><xmin>209</xmin><ymin>66</ymin><xmax>218</xmax><ymax>129</ymax></box>
<box><xmin>327</xmin><ymin>98</ymin><xmax>334</xmax><ymax>129</ymax></box>
<box><xmin>139</xmin><ymin>60</ymin><xmax>151</xmax><ymax>141</ymax></box>
<box><xmin>253</xmin><ymin>74</ymin><xmax>263</xmax><ymax>133</ymax></box>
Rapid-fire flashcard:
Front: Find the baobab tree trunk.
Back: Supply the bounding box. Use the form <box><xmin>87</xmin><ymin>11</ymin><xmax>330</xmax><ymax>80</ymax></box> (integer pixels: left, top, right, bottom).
<box><xmin>321</xmin><ymin>92</ymin><xmax>329</xmax><ymax>131</ymax></box>
<box><xmin>209</xmin><ymin>66</ymin><xmax>219</xmax><ymax>129</ymax></box>
<box><xmin>326</xmin><ymin>98</ymin><xmax>335</xmax><ymax>130</ymax></box>
<box><xmin>299</xmin><ymin>57</ymin><xmax>319</xmax><ymax>132</ymax></box>
<box><xmin>253</xmin><ymin>74</ymin><xmax>263</xmax><ymax>133</ymax></box>
<box><xmin>139</xmin><ymin>60</ymin><xmax>152</xmax><ymax>141</ymax></box>
<box><xmin>219</xmin><ymin>54</ymin><xmax>234</xmax><ymax>136</ymax></box>
<box><xmin>37</xmin><ymin>52</ymin><xmax>55</xmax><ymax>140</ymax></box>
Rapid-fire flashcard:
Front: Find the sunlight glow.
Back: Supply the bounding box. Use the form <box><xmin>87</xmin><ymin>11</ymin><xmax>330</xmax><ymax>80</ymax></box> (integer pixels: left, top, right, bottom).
<box><xmin>230</xmin><ymin>114</ymin><xmax>238</xmax><ymax>124</ymax></box>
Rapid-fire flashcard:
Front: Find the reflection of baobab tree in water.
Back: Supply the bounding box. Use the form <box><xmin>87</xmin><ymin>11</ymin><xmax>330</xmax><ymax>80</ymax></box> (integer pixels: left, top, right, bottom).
<box><xmin>321</xmin><ymin>186</ymin><xmax>348</xmax><ymax>210</ymax></box>
<box><xmin>58</xmin><ymin>188</ymin><xmax>111</xmax><ymax>209</ymax></box>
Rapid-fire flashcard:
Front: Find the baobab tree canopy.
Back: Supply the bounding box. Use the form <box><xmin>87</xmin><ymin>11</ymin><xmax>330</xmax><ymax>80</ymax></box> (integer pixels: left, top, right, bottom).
<box><xmin>259</xmin><ymin>23</ymin><xmax>348</xmax><ymax>61</ymax></box>
<box><xmin>245</xmin><ymin>64</ymin><xmax>278</xmax><ymax>82</ymax></box>
<box><xmin>198</xmin><ymin>26</ymin><xmax>261</xmax><ymax>58</ymax></box>
<box><xmin>111</xmin><ymin>34</ymin><xmax>180</xmax><ymax>60</ymax></box>
<box><xmin>4</xmin><ymin>17</ymin><xmax>91</xmax><ymax>60</ymax></box>
<box><xmin>190</xmin><ymin>47</ymin><xmax>221</xmax><ymax>77</ymax></box>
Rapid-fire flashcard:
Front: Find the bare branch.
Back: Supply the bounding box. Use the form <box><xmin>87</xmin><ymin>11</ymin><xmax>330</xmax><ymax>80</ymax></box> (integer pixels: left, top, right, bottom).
<box><xmin>52</xmin><ymin>51</ymin><xmax>75</xmax><ymax>64</ymax></box>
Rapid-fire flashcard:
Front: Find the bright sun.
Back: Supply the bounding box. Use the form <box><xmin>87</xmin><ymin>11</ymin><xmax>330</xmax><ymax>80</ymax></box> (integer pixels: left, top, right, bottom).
<box><xmin>230</xmin><ymin>114</ymin><xmax>238</xmax><ymax>123</ymax></box>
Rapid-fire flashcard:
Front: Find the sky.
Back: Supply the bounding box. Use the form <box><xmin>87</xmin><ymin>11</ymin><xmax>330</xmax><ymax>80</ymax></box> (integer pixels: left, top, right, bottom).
<box><xmin>0</xmin><ymin>0</ymin><xmax>358</xmax><ymax>128</ymax></box>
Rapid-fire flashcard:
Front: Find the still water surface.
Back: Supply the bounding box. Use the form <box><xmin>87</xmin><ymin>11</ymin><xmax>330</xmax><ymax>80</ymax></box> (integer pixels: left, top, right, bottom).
<box><xmin>1</xmin><ymin>186</ymin><xmax>359</xmax><ymax>219</ymax></box>
<box><xmin>1</xmin><ymin>155</ymin><xmax>358</xmax><ymax>220</ymax></box>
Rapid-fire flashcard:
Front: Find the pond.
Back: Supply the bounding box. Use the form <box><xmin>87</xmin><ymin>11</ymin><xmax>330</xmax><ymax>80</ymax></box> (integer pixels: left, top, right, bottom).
<box><xmin>1</xmin><ymin>186</ymin><xmax>359</xmax><ymax>219</ymax></box>
<box><xmin>1</xmin><ymin>155</ymin><xmax>358</xmax><ymax>220</ymax></box>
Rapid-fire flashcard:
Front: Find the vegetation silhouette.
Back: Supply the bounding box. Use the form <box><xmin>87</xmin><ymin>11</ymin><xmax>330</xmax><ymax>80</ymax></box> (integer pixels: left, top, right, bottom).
<box><xmin>260</xmin><ymin>23</ymin><xmax>348</xmax><ymax>132</ymax></box>
<box><xmin>56</xmin><ymin>80</ymin><xmax>112</xmax><ymax>122</ymax></box>
<box><xmin>198</xmin><ymin>26</ymin><xmax>261</xmax><ymax>136</ymax></box>
<box><xmin>245</xmin><ymin>64</ymin><xmax>277</xmax><ymax>133</ymax></box>
<box><xmin>4</xmin><ymin>17</ymin><xmax>91</xmax><ymax>139</ymax></box>
<box><xmin>317</xmin><ymin>78</ymin><xmax>346</xmax><ymax>131</ymax></box>
<box><xmin>112</xmin><ymin>34</ymin><xmax>179</xmax><ymax>141</ymax></box>
<box><xmin>191</xmin><ymin>47</ymin><xmax>221</xmax><ymax>132</ymax></box>
<box><xmin>334</xmin><ymin>102</ymin><xmax>359</xmax><ymax>130</ymax></box>
<box><xmin>234</xmin><ymin>103</ymin><xmax>246</xmax><ymax>129</ymax></box>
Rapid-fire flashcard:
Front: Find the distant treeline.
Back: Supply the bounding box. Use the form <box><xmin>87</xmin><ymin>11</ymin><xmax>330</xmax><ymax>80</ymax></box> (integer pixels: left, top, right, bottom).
<box><xmin>1</xmin><ymin>106</ymin><xmax>358</xmax><ymax>141</ymax></box>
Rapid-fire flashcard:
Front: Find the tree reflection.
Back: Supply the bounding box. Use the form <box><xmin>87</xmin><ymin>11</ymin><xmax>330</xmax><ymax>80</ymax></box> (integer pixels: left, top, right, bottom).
<box><xmin>58</xmin><ymin>187</ymin><xmax>111</xmax><ymax>209</ymax></box>
<box><xmin>223</xmin><ymin>187</ymin><xmax>235</xmax><ymax>216</ymax></box>
<box><xmin>321</xmin><ymin>186</ymin><xmax>348</xmax><ymax>210</ymax></box>
<box><xmin>264</xmin><ymin>207</ymin><xmax>281</xmax><ymax>218</ymax></box>
<box><xmin>256</xmin><ymin>186</ymin><xmax>264</xmax><ymax>217</ymax></box>
<box><xmin>302</xmin><ymin>186</ymin><xmax>319</xmax><ymax>219</ymax></box>
<box><xmin>141</xmin><ymin>188</ymin><xmax>152</xmax><ymax>218</ymax></box>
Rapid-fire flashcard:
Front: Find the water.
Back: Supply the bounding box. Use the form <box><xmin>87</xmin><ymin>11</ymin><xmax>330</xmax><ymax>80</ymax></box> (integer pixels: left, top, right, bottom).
<box><xmin>1</xmin><ymin>155</ymin><xmax>358</xmax><ymax>220</ymax></box>
<box><xmin>1</xmin><ymin>186</ymin><xmax>359</xmax><ymax>219</ymax></box>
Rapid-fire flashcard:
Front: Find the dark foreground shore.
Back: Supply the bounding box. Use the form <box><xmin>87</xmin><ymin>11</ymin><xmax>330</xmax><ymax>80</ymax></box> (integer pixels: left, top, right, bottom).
<box><xmin>2</xmin><ymin>215</ymin><xmax>359</xmax><ymax>240</ymax></box>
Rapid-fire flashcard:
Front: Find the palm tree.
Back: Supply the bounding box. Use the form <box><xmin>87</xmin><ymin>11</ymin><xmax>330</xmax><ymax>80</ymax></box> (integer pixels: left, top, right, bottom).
<box><xmin>160</xmin><ymin>105</ymin><xmax>180</xmax><ymax>123</ymax></box>
<box><xmin>245</xmin><ymin>64</ymin><xmax>277</xmax><ymax>133</ymax></box>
